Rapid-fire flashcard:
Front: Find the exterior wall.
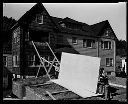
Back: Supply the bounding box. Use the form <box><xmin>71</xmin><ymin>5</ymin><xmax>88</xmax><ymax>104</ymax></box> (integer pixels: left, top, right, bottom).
<box><xmin>98</xmin><ymin>38</ymin><xmax>115</xmax><ymax>75</ymax></box>
<box><xmin>56</xmin><ymin>32</ymin><xmax>115</xmax><ymax>75</ymax></box>
<box><xmin>56</xmin><ymin>33</ymin><xmax>98</xmax><ymax>56</ymax></box>
<box><xmin>12</xmin><ymin>26</ymin><xmax>21</xmax><ymax>74</ymax></box>
<box><xmin>29</xmin><ymin>10</ymin><xmax>54</xmax><ymax>32</ymax></box>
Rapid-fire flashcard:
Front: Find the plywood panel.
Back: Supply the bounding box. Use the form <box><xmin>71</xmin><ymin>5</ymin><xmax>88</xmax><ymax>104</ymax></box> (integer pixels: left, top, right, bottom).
<box><xmin>52</xmin><ymin>52</ymin><xmax>101</xmax><ymax>98</ymax></box>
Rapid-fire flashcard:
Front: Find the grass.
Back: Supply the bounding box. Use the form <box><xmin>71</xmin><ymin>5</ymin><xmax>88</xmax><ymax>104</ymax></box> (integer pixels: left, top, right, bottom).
<box><xmin>108</xmin><ymin>76</ymin><xmax>126</xmax><ymax>86</ymax></box>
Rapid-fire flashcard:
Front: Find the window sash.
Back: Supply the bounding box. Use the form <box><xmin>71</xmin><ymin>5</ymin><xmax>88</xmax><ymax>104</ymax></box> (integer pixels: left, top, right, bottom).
<box><xmin>83</xmin><ymin>39</ymin><xmax>95</xmax><ymax>48</ymax></box>
<box><xmin>28</xmin><ymin>55</ymin><xmax>35</xmax><ymax>66</ymax></box>
<box><xmin>106</xmin><ymin>58</ymin><xmax>113</xmax><ymax>67</ymax></box>
<box><xmin>101</xmin><ymin>41</ymin><xmax>112</xmax><ymax>49</ymax></box>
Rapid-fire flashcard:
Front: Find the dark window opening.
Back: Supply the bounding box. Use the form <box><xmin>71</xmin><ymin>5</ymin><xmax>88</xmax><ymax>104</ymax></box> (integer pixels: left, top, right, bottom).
<box><xmin>30</xmin><ymin>31</ymin><xmax>49</xmax><ymax>43</ymax></box>
<box><xmin>72</xmin><ymin>37</ymin><xmax>77</xmax><ymax>44</ymax></box>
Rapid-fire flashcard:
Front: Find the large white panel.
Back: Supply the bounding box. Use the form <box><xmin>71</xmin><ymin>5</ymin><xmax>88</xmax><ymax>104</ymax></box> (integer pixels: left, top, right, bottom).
<box><xmin>52</xmin><ymin>52</ymin><xmax>101</xmax><ymax>98</ymax></box>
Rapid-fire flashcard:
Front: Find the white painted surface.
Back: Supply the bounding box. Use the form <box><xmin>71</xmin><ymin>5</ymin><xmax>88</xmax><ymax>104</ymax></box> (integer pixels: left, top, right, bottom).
<box><xmin>109</xmin><ymin>83</ymin><xmax>126</xmax><ymax>88</ymax></box>
<box><xmin>52</xmin><ymin>52</ymin><xmax>101</xmax><ymax>98</ymax></box>
<box><xmin>122</xmin><ymin>59</ymin><xmax>126</xmax><ymax>73</ymax></box>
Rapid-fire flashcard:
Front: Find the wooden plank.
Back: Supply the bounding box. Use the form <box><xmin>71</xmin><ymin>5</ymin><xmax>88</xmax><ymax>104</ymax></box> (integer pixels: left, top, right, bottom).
<box><xmin>45</xmin><ymin>90</ymin><xmax>69</xmax><ymax>95</ymax></box>
<box><xmin>30</xmin><ymin>81</ymin><xmax>53</xmax><ymax>87</ymax></box>
<box><xmin>46</xmin><ymin>91</ymin><xmax>56</xmax><ymax>100</ymax></box>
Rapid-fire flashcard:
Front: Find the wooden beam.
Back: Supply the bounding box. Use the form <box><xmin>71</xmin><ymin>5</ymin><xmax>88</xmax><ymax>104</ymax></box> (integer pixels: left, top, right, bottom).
<box><xmin>46</xmin><ymin>91</ymin><xmax>56</xmax><ymax>100</ymax></box>
<box><xmin>48</xmin><ymin>57</ymin><xmax>56</xmax><ymax>73</ymax></box>
<box><xmin>31</xmin><ymin>41</ymin><xmax>51</xmax><ymax>80</ymax></box>
<box><xmin>45</xmin><ymin>90</ymin><xmax>69</xmax><ymax>95</ymax></box>
<box><xmin>45</xmin><ymin>42</ymin><xmax>60</xmax><ymax>64</ymax></box>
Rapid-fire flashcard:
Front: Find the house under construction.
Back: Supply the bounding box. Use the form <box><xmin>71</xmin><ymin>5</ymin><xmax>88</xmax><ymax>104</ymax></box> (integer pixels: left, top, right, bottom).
<box><xmin>11</xmin><ymin>3</ymin><xmax>118</xmax><ymax>79</ymax></box>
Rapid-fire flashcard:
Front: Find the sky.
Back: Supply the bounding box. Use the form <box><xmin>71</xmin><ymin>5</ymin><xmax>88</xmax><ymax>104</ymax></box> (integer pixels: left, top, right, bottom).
<box><xmin>3</xmin><ymin>3</ymin><xmax>126</xmax><ymax>40</ymax></box>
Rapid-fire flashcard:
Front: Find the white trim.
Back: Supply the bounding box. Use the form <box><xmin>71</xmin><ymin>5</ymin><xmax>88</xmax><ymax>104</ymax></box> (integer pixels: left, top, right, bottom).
<box><xmin>109</xmin><ymin>83</ymin><xmax>126</xmax><ymax>88</ymax></box>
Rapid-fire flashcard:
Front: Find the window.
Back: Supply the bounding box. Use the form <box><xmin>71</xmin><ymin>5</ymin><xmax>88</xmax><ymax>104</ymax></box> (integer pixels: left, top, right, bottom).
<box><xmin>3</xmin><ymin>56</ymin><xmax>7</xmax><ymax>67</ymax></box>
<box><xmin>60</xmin><ymin>23</ymin><xmax>66</xmax><ymax>28</ymax></box>
<box><xmin>105</xmin><ymin>29</ymin><xmax>111</xmax><ymax>36</ymax></box>
<box><xmin>27</xmin><ymin>55</ymin><xmax>35</xmax><ymax>66</ymax></box>
<box><xmin>106</xmin><ymin>58</ymin><xmax>113</xmax><ymax>67</ymax></box>
<box><xmin>101</xmin><ymin>41</ymin><xmax>112</xmax><ymax>49</ymax></box>
<box><xmin>13</xmin><ymin>27</ymin><xmax>20</xmax><ymax>43</ymax></box>
<box><xmin>36</xmin><ymin>14</ymin><xmax>43</xmax><ymax>24</ymax></box>
<box><xmin>13</xmin><ymin>55</ymin><xmax>19</xmax><ymax>67</ymax></box>
<box><xmin>72</xmin><ymin>37</ymin><xmax>77</xmax><ymax>44</ymax></box>
<box><xmin>83</xmin><ymin>39</ymin><xmax>95</xmax><ymax>48</ymax></box>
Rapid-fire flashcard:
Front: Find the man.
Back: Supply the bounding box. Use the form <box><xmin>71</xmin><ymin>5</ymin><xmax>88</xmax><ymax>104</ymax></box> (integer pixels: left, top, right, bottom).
<box><xmin>96</xmin><ymin>68</ymin><xmax>110</xmax><ymax>100</ymax></box>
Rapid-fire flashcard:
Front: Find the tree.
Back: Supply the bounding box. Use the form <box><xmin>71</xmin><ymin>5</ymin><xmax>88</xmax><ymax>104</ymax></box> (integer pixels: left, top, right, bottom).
<box><xmin>3</xmin><ymin>16</ymin><xmax>17</xmax><ymax>44</ymax></box>
<box><xmin>116</xmin><ymin>39</ymin><xmax>127</xmax><ymax>57</ymax></box>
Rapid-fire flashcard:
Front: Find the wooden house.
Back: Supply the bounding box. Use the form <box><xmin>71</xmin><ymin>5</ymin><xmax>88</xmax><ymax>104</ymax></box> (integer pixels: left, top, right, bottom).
<box><xmin>11</xmin><ymin>3</ymin><xmax>118</xmax><ymax>78</ymax></box>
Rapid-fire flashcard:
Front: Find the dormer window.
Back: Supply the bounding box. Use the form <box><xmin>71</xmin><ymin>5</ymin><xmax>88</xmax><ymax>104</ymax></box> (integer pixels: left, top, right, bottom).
<box><xmin>36</xmin><ymin>14</ymin><xmax>43</xmax><ymax>24</ymax></box>
<box><xmin>60</xmin><ymin>23</ymin><xmax>66</xmax><ymax>27</ymax></box>
<box><xmin>59</xmin><ymin>21</ymin><xmax>66</xmax><ymax>28</ymax></box>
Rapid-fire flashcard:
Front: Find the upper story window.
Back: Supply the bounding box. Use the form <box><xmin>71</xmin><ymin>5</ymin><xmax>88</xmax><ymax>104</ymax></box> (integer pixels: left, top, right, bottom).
<box><xmin>106</xmin><ymin>58</ymin><xmax>113</xmax><ymax>67</ymax></box>
<box><xmin>3</xmin><ymin>56</ymin><xmax>7</xmax><ymax>67</ymax></box>
<box><xmin>105</xmin><ymin>29</ymin><xmax>111</xmax><ymax>36</ymax></box>
<box><xmin>72</xmin><ymin>37</ymin><xmax>77</xmax><ymax>44</ymax></box>
<box><xmin>83</xmin><ymin>39</ymin><xmax>95</xmax><ymax>48</ymax></box>
<box><xmin>101</xmin><ymin>41</ymin><xmax>112</xmax><ymax>49</ymax></box>
<box><xmin>36</xmin><ymin>14</ymin><xmax>43</xmax><ymax>24</ymax></box>
<box><xmin>13</xmin><ymin>27</ymin><xmax>20</xmax><ymax>43</ymax></box>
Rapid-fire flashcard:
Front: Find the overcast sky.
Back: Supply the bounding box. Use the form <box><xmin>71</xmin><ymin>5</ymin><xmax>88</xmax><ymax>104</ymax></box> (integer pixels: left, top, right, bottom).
<box><xmin>3</xmin><ymin>3</ymin><xmax>126</xmax><ymax>40</ymax></box>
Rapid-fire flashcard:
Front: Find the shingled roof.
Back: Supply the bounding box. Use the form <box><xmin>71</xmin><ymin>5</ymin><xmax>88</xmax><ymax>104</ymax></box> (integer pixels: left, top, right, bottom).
<box><xmin>90</xmin><ymin>20</ymin><xmax>108</xmax><ymax>36</ymax></box>
<box><xmin>11</xmin><ymin>3</ymin><xmax>117</xmax><ymax>40</ymax></box>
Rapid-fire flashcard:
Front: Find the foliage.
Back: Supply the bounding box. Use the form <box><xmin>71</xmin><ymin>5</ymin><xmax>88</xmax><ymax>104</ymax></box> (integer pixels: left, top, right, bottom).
<box><xmin>116</xmin><ymin>39</ymin><xmax>127</xmax><ymax>57</ymax></box>
<box><xmin>3</xmin><ymin>16</ymin><xmax>17</xmax><ymax>44</ymax></box>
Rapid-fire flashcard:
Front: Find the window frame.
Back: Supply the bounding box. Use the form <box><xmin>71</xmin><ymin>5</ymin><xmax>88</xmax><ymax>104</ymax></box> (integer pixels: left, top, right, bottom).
<box><xmin>72</xmin><ymin>37</ymin><xmax>78</xmax><ymax>45</ymax></box>
<box><xmin>3</xmin><ymin>56</ymin><xmax>7</xmax><ymax>67</ymax></box>
<box><xmin>106</xmin><ymin>58</ymin><xmax>113</xmax><ymax>67</ymax></box>
<box><xmin>83</xmin><ymin>39</ymin><xmax>95</xmax><ymax>48</ymax></box>
<box><xmin>27</xmin><ymin>55</ymin><xmax>35</xmax><ymax>67</ymax></box>
<box><xmin>101</xmin><ymin>41</ymin><xmax>112</xmax><ymax>49</ymax></box>
<box><xmin>36</xmin><ymin>14</ymin><xmax>43</xmax><ymax>24</ymax></box>
<box><xmin>13</xmin><ymin>55</ymin><xmax>19</xmax><ymax>67</ymax></box>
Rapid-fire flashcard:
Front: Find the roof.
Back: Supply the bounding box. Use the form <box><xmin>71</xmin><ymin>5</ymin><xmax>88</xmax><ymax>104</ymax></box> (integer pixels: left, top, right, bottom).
<box><xmin>11</xmin><ymin>3</ymin><xmax>117</xmax><ymax>40</ymax></box>
<box><xmin>90</xmin><ymin>20</ymin><xmax>108</xmax><ymax>36</ymax></box>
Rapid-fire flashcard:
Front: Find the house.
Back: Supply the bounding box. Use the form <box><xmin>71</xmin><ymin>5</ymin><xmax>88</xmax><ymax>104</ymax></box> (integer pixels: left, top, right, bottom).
<box><xmin>11</xmin><ymin>3</ymin><xmax>118</xmax><ymax>78</ymax></box>
<box><xmin>3</xmin><ymin>41</ymin><xmax>13</xmax><ymax>72</ymax></box>
<box><xmin>3</xmin><ymin>38</ymin><xmax>13</xmax><ymax>89</ymax></box>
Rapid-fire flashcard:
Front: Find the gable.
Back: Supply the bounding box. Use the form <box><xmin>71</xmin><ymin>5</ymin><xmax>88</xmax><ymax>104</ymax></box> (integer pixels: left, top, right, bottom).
<box><xmin>100</xmin><ymin>23</ymin><xmax>118</xmax><ymax>40</ymax></box>
<box><xmin>12</xmin><ymin>3</ymin><xmax>58</xmax><ymax>31</ymax></box>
